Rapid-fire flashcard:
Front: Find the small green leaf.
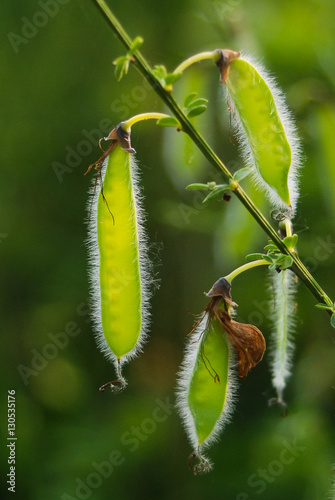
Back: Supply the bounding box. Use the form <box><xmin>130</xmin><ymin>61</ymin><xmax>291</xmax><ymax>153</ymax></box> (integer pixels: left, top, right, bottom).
<box><xmin>165</xmin><ymin>73</ymin><xmax>182</xmax><ymax>85</ymax></box>
<box><xmin>274</xmin><ymin>254</ymin><xmax>286</xmax><ymax>265</ymax></box>
<box><xmin>184</xmin><ymin>92</ymin><xmax>198</xmax><ymax>108</ymax></box>
<box><xmin>262</xmin><ymin>254</ymin><xmax>273</xmax><ymax>264</ymax></box>
<box><xmin>233</xmin><ymin>167</ymin><xmax>252</xmax><ymax>183</ymax></box>
<box><xmin>269</xmin><ymin>262</ymin><xmax>277</xmax><ymax>271</ymax></box>
<box><xmin>114</xmin><ymin>64</ymin><xmax>123</xmax><ymax>81</ymax></box>
<box><xmin>128</xmin><ymin>36</ymin><xmax>144</xmax><ymax>55</ymax></box>
<box><xmin>156</xmin><ymin>116</ymin><xmax>180</xmax><ymax>127</ymax></box>
<box><xmin>283</xmin><ymin>234</ymin><xmax>298</xmax><ymax>249</ymax></box>
<box><xmin>114</xmin><ymin>56</ymin><xmax>130</xmax><ymax>81</ymax></box>
<box><xmin>264</xmin><ymin>244</ymin><xmax>278</xmax><ymax>251</ymax></box>
<box><xmin>114</xmin><ymin>55</ymin><xmax>128</xmax><ymax>65</ymax></box>
<box><xmin>279</xmin><ymin>255</ymin><xmax>293</xmax><ymax>270</ymax></box>
<box><xmin>186</xmin><ymin>183</ymin><xmax>210</xmax><ymax>190</ymax></box>
<box><xmin>202</xmin><ymin>185</ymin><xmax>229</xmax><ymax>204</ymax></box>
<box><xmin>207</xmin><ymin>181</ymin><xmax>217</xmax><ymax>189</ymax></box>
<box><xmin>153</xmin><ymin>65</ymin><xmax>167</xmax><ymax>77</ymax></box>
<box><xmin>187</xmin><ymin>105</ymin><xmax>208</xmax><ymax>118</ymax></box>
<box><xmin>331</xmin><ymin>314</ymin><xmax>335</xmax><ymax>328</ymax></box>
<box><xmin>245</xmin><ymin>253</ymin><xmax>265</xmax><ymax>261</ymax></box>
<box><xmin>267</xmin><ymin>250</ymin><xmax>279</xmax><ymax>260</ymax></box>
<box><xmin>186</xmin><ymin>98</ymin><xmax>209</xmax><ymax>109</ymax></box>
<box><xmin>152</xmin><ymin>65</ymin><xmax>167</xmax><ymax>85</ymax></box>
<box><xmin>315</xmin><ymin>303</ymin><xmax>333</xmax><ymax>310</ymax></box>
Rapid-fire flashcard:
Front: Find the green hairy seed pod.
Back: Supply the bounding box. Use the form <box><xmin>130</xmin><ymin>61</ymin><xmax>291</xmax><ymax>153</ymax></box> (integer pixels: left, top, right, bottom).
<box><xmin>87</xmin><ymin>140</ymin><xmax>151</xmax><ymax>390</ymax></box>
<box><xmin>269</xmin><ymin>269</ymin><xmax>297</xmax><ymax>407</ymax></box>
<box><xmin>188</xmin><ymin>316</ymin><xmax>229</xmax><ymax>444</ymax></box>
<box><xmin>220</xmin><ymin>51</ymin><xmax>301</xmax><ymax>212</ymax></box>
<box><xmin>177</xmin><ymin>312</ymin><xmax>236</xmax><ymax>473</ymax></box>
<box><xmin>177</xmin><ymin>277</ymin><xmax>265</xmax><ymax>472</ymax></box>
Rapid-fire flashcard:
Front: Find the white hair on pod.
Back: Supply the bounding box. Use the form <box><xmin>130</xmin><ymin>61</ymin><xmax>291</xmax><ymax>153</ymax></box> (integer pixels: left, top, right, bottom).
<box><xmin>269</xmin><ymin>269</ymin><xmax>297</xmax><ymax>402</ymax></box>
<box><xmin>176</xmin><ymin>313</ymin><xmax>238</xmax><ymax>456</ymax></box>
<box><xmin>85</xmin><ymin>152</ymin><xmax>152</xmax><ymax>374</ymax></box>
<box><xmin>226</xmin><ymin>53</ymin><xmax>303</xmax><ymax>215</ymax></box>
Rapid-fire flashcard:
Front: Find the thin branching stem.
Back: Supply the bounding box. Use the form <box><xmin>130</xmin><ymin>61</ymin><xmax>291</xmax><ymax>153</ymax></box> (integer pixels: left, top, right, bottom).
<box><xmin>91</xmin><ymin>0</ymin><xmax>333</xmax><ymax>313</ymax></box>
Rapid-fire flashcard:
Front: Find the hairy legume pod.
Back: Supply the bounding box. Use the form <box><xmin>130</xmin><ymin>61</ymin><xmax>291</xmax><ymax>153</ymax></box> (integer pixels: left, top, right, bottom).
<box><xmin>219</xmin><ymin>50</ymin><xmax>301</xmax><ymax>212</ymax></box>
<box><xmin>177</xmin><ymin>312</ymin><xmax>236</xmax><ymax>473</ymax></box>
<box><xmin>87</xmin><ymin>140</ymin><xmax>151</xmax><ymax>391</ymax></box>
<box><xmin>269</xmin><ymin>269</ymin><xmax>297</xmax><ymax>408</ymax></box>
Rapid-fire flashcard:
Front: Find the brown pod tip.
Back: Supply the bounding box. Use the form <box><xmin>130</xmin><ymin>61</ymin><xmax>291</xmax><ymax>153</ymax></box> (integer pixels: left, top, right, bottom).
<box><xmin>205</xmin><ymin>277</ymin><xmax>238</xmax><ymax>307</ymax></box>
<box><xmin>215</xmin><ymin>49</ymin><xmax>241</xmax><ymax>84</ymax></box>
<box><xmin>105</xmin><ymin>123</ymin><xmax>136</xmax><ymax>154</ymax></box>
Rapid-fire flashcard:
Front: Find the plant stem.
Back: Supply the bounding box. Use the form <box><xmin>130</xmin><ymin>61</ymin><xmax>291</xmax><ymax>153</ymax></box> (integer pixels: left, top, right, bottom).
<box><xmin>173</xmin><ymin>51</ymin><xmax>219</xmax><ymax>75</ymax></box>
<box><xmin>122</xmin><ymin>112</ymin><xmax>172</xmax><ymax>131</ymax></box>
<box><xmin>90</xmin><ymin>0</ymin><xmax>333</xmax><ymax>313</ymax></box>
<box><xmin>225</xmin><ymin>260</ymin><xmax>269</xmax><ymax>283</ymax></box>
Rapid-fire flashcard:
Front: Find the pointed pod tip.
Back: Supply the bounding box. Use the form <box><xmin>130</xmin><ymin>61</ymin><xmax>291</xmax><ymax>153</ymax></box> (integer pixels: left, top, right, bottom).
<box><xmin>99</xmin><ymin>377</ymin><xmax>127</xmax><ymax>394</ymax></box>
<box><xmin>105</xmin><ymin>128</ymin><xmax>117</xmax><ymax>142</ymax></box>
<box><xmin>188</xmin><ymin>451</ymin><xmax>212</xmax><ymax>475</ymax></box>
<box><xmin>268</xmin><ymin>396</ymin><xmax>288</xmax><ymax>417</ymax></box>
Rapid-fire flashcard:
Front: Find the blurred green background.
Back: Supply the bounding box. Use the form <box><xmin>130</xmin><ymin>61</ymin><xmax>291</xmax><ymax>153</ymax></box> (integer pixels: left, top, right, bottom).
<box><xmin>1</xmin><ymin>0</ymin><xmax>335</xmax><ymax>498</ymax></box>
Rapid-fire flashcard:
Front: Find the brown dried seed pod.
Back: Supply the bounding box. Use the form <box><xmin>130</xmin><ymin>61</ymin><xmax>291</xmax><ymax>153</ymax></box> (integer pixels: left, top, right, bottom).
<box><xmin>217</xmin><ymin>309</ymin><xmax>266</xmax><ymax>378</ymax></box>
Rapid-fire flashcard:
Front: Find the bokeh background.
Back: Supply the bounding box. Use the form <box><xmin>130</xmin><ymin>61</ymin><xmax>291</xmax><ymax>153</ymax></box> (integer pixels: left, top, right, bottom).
<box><xmin>1</xmin><ymin>0</ymin><xmax>335</xmax><ymax>498</ymax></box>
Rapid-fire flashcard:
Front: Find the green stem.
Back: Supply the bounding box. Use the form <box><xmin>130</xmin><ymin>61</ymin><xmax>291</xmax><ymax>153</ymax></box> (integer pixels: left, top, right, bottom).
<box><xmin>225</xmin><ymin>260</ymin><xmax>269</xmax><ymax>284</ymax></box>
<box><xmin>173</xmin><ymin>51</ymin><xmax>219</xmax><ymax>75</ymax></box>
<box><xmin>122</xmin><ymin>112</ymin><xmax>172</xmax><ymax>131</ymax></box>
<box><xmin>90</xmin><ymin>0</ymin><xmax>333</xmax><ymax>314</ymax></box>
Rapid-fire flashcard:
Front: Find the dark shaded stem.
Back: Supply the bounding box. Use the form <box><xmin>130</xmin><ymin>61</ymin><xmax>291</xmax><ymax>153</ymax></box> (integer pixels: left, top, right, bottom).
<box><xmin>91</xmin><ymin>0</ymin><xmax>333</xmax><ymax>313</ymax></box>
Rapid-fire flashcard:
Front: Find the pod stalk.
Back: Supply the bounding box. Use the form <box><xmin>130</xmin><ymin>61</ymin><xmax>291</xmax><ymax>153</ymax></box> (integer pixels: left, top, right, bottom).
<box><xmin>122</xmin><ymin>112</ymin><xmax>172</xmax><ymax>131</ymax></box>
<box><xmin>99</xmin><ymin>377</ymin><xmax>127</xmax><ymax>393</ymax></box>
<box><xmin>99</xmin><ymin>361</ymin><xmax>127</xmax><ymax>393</ymax></box>
<box><xmin>225</xmin><ymin>259</ymin><xmax>269</xmax><ymax>284</ymax></box>
<box><xmin>173</xmin><ymin>51</ymin><xmax>220</xmax><ymax>75</ymax></box>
